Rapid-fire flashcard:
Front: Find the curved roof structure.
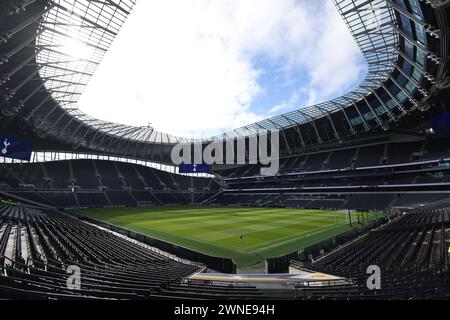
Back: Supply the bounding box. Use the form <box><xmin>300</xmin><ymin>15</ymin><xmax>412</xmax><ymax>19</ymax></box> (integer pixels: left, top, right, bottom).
<box><xmin>35</xmin><ymin>0</ymin><xmax>188</xmax><ymax>144</ymax></box>
<box><xmin>215</xmin><ymin>0</ymin><xmax>400</xmax><ymax>140</ymax></box>
<box><xmin>0</xmin><ymin>0</ymin><xmax>449</xmax><ymax>162</ymax></box>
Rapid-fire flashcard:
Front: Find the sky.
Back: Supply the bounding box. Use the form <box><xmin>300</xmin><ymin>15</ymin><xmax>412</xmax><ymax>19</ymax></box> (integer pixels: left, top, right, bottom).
<box><xmin>77</xmin><ymin>0</ymin><xmax>367</xmax><ymax>139</ymax></box>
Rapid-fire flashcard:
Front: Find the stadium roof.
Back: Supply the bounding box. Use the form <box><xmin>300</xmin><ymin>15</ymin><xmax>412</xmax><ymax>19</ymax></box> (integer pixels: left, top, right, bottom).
<box><xmin>0</xmin><ymin>0</ymin><xmax>448</xmax><ymax>160</ymax></box>
<box><xmin>214</xmin><ymin>0</ymin><xmax>399</xmax><ymax>140</ymax></box>
<box><xmin>33</xmin><ymin>0</ymin><xmax>193</xmax><ymax>143</ymax></box>
<box><xmin>35</xmin><ymin>0</ymin><xmax>399</xmax><ymax>143</ymax></box>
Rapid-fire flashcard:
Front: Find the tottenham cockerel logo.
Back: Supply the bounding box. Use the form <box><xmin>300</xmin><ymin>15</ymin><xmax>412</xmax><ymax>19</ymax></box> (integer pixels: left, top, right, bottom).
<box><xmin>1</xmin><ymin>138</ymin><xmax>11</xmax><ymax>155</ymax></box>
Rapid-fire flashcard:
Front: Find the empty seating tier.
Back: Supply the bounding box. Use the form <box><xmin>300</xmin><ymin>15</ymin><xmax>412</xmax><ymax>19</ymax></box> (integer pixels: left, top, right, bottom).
<box><xmin>0</xmin><ymin>204</ymin><xmax>262</xmax><ymax>300</ymax></box>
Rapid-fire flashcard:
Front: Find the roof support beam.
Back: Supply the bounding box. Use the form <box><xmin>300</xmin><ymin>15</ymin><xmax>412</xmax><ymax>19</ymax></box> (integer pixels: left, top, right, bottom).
<box><xmin>394</xmin><ymin>47</ymin><xmax>435</xmax><ymax>82</ymax></box>
<box><xmin>88</xmin><ymin>0</ymin><xmax>131</xmax><ymax>15</ymax></box>
<box><xmin>316</xmin><ymin>105</ymin><xmax>341</xmax><ymax>141</ymax></box>
<box><xmin>1</xmin><ymin>48</ymin><xmax>41</xmax><ymax>84</ymax></box>
<box><xmin>380</xmin><ymin>83</ymin><xmax>407</xmax><ymax>114</ymax></box>
<box><xmin>370</xmin><ymin>89</ymin><xmax>395</xmax><ymax>121</ymax></box>
<box><xmin>1</xmin><ymin>5</ymin><xmax>53</xmax><ymax>41</ymax></box>
<box><xmin>51</xmin><ymin>2</ymin><xmax>117</xmax><ymax>36</ymax></box>
<box><xmin>298</xmin><ymin>110</ymin><xmax>322</xmax><ymax>144</ymax></box>
<box><xmin>341</xmin><ymin>106</ymin><xmax>357</xmax><ymax>135</ymax></box>
<box><xmin>41</xmin><ymin>25</ymin><xmax>108</xmax><ymax>52</ymax></box>
<box><xmin>0</xmin><ymin>66</ymin><xmax>42</xmax><ymax>104</ymax></box>
<box><xmin>385</xmin><ymin>0</ymin><xmax>429</xmax><ymax>28</ymax></box>
<box><xmin>352</xmin><ymin>102</ymin><xmax>370</xmax><ymax>132</ymax></box>
<box><xmin>1</xmin><ymin>28</ymin><xmax>44</xmax><ymax>64</ymax></box>
<box><xmin>292</xmin><ymin>125</ymin><xmax>305</xmax><ymax>148</ymax></box>
<box><xmin>393</xmin><ymin>25</ymin><xmax>440</xmax><ymax>63</ymax></box>
<box><xmin>394</xmin><ymin>64</ymin><xmax>428</xmax><ymax>96</ymax></box>
<box><xmin>363</xmin><ymin>97</ymin><xmax>383</xmax><ymax>126</ymax></box>
<box><xmin>389</xmin><ymin>75</ymin><xmax>419</xmax><ymax>107</ymax></box>
<box><xmin>20</xmin><ymin>95</ymin><xmax>51</xmax><ymax>122</ymax></box>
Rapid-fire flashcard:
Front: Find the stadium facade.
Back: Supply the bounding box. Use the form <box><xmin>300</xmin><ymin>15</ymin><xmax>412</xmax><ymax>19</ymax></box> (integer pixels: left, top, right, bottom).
<box><xmin>0</xmin><ymin>0</ymin><xmax>450</xmax><ymax>300</ymax></box>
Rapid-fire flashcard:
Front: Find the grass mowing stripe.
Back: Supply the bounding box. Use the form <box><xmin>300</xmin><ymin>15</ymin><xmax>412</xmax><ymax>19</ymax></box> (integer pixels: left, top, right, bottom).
<box><xmin>192</xmin><ymin>215</ymin><xmax>341</xmax><ymax>243</ymax></box>
<box><xmin>77</xmin><ymin>206</ymin><xmax>380</xmax><ymax>268</ymax></box>
<box><xmin>168</xmin><ymin>213</ymin><xmax>329</xmax><ymax>234</ymax></box>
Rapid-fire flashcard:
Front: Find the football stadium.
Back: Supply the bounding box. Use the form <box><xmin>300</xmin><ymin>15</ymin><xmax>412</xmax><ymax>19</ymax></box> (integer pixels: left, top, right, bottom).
<box><xmin>0</xmin><ymin>0</ymin><xmax>450</xmax><ymax>303</ymax></box>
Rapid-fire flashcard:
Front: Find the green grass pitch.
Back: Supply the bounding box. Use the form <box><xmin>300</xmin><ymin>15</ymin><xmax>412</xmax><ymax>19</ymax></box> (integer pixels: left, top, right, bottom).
<box><xmin>77</xmin><ymin>206</ymin><xmax>379</xmax><ymax>268</ymax></box>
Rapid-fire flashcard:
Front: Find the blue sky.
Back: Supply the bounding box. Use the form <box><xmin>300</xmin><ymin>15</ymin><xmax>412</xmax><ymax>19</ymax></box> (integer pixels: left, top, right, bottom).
<box><xmin>78</xmin><ymin>0</ymin><xmax>367</xmax><ymax>138</ymax></box>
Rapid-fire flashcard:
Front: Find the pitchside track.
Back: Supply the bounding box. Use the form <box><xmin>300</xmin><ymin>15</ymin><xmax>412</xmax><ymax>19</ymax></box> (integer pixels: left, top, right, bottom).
<box><xmin>78</xmin><ymin>206</ymin><xmax>379</xmax><ymax>268</ymax></box>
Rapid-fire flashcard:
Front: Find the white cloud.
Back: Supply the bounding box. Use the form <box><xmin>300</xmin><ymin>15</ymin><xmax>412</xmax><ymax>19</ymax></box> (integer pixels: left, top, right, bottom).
<box><xmin>305</xmin><ymin>1</ymin><xmax>368</xmax><ymax>103</ymax></box>
<box><xmin>78</xmin><ymin>0</ymin><xmax>365</xmax><ymax>138</ymax></box>
<box><xmin>268</xmin><ymin>103</ymin><xmax>289</xmax><ymax>115</ymax></box>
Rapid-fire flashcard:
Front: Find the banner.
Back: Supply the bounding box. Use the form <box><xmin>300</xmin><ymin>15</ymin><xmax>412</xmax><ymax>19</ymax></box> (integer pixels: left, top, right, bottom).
<box><xmin>179</xmin><ymin>163</ymin><xmax>210</xmax><ymax>173</ymax></box>
<box><xmin>430</xmin><ymin>111</ymin><xmax>450</xmax><ymax>136</ymax></box>
<box><xmin>0</xmin><ymin>134</ymin><xmax>32</xmax><ymax>161</ymax></box>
